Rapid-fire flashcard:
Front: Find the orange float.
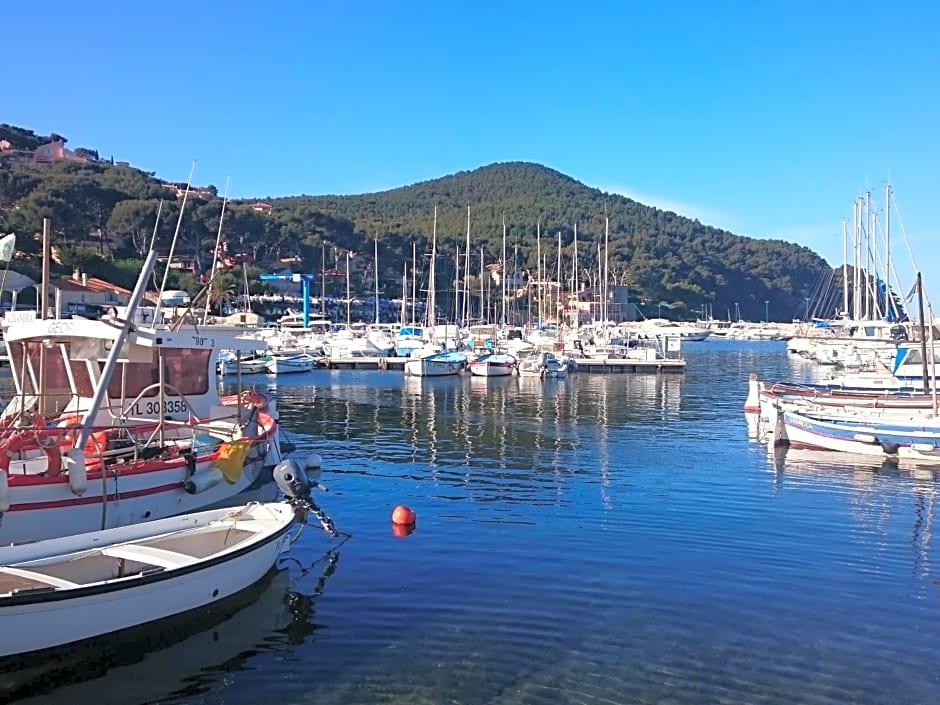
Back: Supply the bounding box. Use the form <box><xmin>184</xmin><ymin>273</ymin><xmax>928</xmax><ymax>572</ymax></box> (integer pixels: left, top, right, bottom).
<box><xmin>391</xmin><ymin>505</ymin><xmax>416</xmax><ymax>526</ymax></box>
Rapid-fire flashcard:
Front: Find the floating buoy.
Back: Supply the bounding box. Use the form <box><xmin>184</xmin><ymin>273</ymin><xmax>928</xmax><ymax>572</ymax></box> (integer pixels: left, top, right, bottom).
<box><xmin>391</xmin><ymin>505</ymin><xmax>416</xmax><ymax>526</ymax></box>
<box><xmin>306</xmin><ymin>453</ymin><xmax>323</xmax><ymax>470</ymax></box>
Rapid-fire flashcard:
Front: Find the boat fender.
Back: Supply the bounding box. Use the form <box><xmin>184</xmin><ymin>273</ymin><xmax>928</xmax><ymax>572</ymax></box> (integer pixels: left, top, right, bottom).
<box><xmin>879</xmin><ymin>441</ymin><xmax>900</xmax><ymax>455</ymax></box>
<box><xmin>184</xmin><ymin>468</ymin><xmax>224</xmax><ymax>494</ymax></box>
<box><xmin>910</xmin><ymin>443</ymin><xmax>937</xmax><ymax>453</ymax></box>
<box><xmin>0</xmin><ymin>470</ymin><xmax>8</xmax><ymax>512</ymax></box>
<box><xmin>64</xmin><ymin>448</ymin><xmax>88</xmax><ymax>496</ymax></box>
<box><xmin>182</xmin><ymin>450</ymin><xmax>197</xmax><ymax>476</ymax></box>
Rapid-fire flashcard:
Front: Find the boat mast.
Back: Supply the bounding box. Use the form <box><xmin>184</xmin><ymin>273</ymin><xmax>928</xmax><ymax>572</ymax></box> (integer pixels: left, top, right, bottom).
<box><xmin>204</xmin><ymin>176</ymin><xmax>230</xmax><ymax>324</ymax></box>
<box><xmin>885</xmin><ymin>183</ymin><xmax>893</xmax><ymax>320</ymax></box>
<box><xmin>573</xmin><ymin>221</ymin><xmax>579</xmax><ymax>327</ymax></box>
<box><xmin>501</xmin><ymin>216</ymin><xmax>507</xmax><ymax>327</ymax></box>
<box><xmin>865</xmin><ymin>189</ymin><xmax>872</xmax><ymax>319</ymax></box>
<box><xmin>556</xmin><ymin>231</ymin><xmax>562</xmax><ymax>326</ymax></box>
<box><xmin>842</xmin><ymin>219</ymin><xmax>849</xmax><ymax>317</ymax></box>
<box><xmin>479</xmin><ymin>246</ymin><xmax>485</xmax><ymax>323</ymax></box>
<box><xmin>345</xmin><ymin>252</ymin><xmax>351</xmax><ymax>327</ymax></box>
<box><xmin>464</xmin><ymin>205</ymin><xmax>471</xmax><ymax>327</ymax></box>
<box><xmin>411</xmin><ymin>242</ymin><xmax>417</xmax><ymax>325</ymax></box>
<box><xmin>400</xmin><ymin>262</ymin><xmax>407</xmax><ymax>329</ymax></box>
<box><xmin>916</xmin><ymin>271</ymin><xmax>930</xmax><ymax>393</ymax></box>
<box><xmin>321</xmin><ymin>243</ymin><xmax>327</xmax><ymax>317</ymax></box>
<box><xmin>73</xmin><ymin>249</ymin><xmax>159</xmax><ymax>456</ymax></box>
<box><xmin>445</xmin><ymin>245</ymin><xmax>458</xmax><ymax>324</ymax></box>
<box><xmin>428</xmin><ymin>207</ymin><xmax>437</xmax><ymax>329</ymax></box>
<box><xmin>374</xmin><ymin>232</ymin><xmax>380</xmax><ymax>325</ymax></box>
<box><xmin>153</xmin><ymin>161</ymin><xmax>195</xmax><ymax>324</ymax></box>
<box><xmin>536</xmin><ymin>217</ymin><xmax>542</xmax><ymax>329</ymax></box>
<box><xmin>853</xmin><ymin>199</ymin><xmax>861</xmax><ymax>319</ymax></box>
<box><xmin>604</xmin><ymin>214</ymin><xmax>609</xmax><ymax>325</ymax></box>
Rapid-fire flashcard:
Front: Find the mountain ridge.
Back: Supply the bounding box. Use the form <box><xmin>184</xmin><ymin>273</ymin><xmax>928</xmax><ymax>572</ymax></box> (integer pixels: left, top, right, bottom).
<box><xmin>0</xmin><ymin>125</ymin><xmax>835</xmax><ymax>320</ymax></box>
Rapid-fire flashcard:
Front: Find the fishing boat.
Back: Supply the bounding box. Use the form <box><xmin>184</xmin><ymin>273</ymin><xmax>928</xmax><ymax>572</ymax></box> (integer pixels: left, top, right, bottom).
<box><xmin>467</xmin><ymin>351</ymin><xmax>517</xmax><ymax>378</ymax></box>
<box><xmin>265</xmin><ymin>352</ymin><xmax>319</xmax><ymax>374</ymax></box>
<box><xmin>217</xmin><ymin>351</ymin><xmax>271</xmax><ymax>376</ymax></box>
<box><xmin>0</xmin><ymin>459</ymin><xmax>338</xmax><ymax>659</ymax></box>
<box><xmin>403</xmin><ymin>349</ymin><xmax>466</xmax><ymax>377</ymax></box>
<box><xmin>777</xmin><ymin>407</ymin><xmax>940</xmax><ymax>463</ymax></box>
<box><xmin>0</xmin><ymin>251</ymin><xmax>283</xmax><ymax>544</ymax></box>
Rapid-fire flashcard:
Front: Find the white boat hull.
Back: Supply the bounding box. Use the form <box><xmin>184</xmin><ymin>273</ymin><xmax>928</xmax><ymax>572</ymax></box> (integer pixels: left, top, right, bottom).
<box><xmin>0</xmin><ymin>450</ymin><xmax>272</xmax><ymax>544</ymax></box>
<box><xmin>0</xmin><ymin>503</ymin><xmax>296</xmax><ymax>657</ymax></box>
<box><xmin>468</xmin><ymin>363</ymin><xmax>514</xmax><ymax>377</ymax></box>
<box><xmin>266</xmin><ymin>355</ymin><xmax>317</xmax><ymax>374</ymax></box>
<box><xmin>403</xmin><ymin>357</ymin><xmax>464</xmax><ymax>377</ymax></box>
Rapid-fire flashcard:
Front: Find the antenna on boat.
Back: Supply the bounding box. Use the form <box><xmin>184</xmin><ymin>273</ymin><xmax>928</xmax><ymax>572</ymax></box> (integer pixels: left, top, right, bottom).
<box><xmin>154</xmin><ymin>161</ymin><xmax>196</xmax><ymax>323</ymax></box>
<box><xmin>204</xmin><ymin>175</ymin><xmax>231</xmax><ymax>324</ymax></box>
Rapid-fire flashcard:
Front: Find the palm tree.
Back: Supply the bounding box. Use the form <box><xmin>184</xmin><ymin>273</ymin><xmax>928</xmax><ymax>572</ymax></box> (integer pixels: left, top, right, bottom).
<box><xmin>207</xmin><ymin>272</ymin><xmax>237</xmax><ymax>314</ymax></box>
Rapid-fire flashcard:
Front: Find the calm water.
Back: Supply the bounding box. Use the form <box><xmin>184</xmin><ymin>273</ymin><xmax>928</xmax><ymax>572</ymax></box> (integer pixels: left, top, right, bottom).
<box><xmin>5</xmin><ymin>340</ymin><xmax>940</xmax><ymax>704</ymax></box>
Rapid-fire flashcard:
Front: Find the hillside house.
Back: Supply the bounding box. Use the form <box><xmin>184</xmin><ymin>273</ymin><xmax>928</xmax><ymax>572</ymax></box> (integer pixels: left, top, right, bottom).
<box><xmin>51</xmin><ymin>270</ymin><xmax>131</xmax><ymax>318</ymax></box>
<box><xmin>32</xmin><ymin>140</ymin><xmax>87</xmax><ymax>164</ymax></box>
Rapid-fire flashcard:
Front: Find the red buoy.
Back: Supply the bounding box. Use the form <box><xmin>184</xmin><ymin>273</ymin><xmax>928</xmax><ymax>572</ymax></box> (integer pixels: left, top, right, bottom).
<box><xmin>391</xmin><ymin>505</ymin><xmax>416</xmax><ymax>526</ymax></box>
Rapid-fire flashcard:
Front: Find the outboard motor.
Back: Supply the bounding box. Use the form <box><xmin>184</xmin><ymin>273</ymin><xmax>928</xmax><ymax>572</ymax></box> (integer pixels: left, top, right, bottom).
<box><xmin>273</xmin><ymin>458</ymin><xmax>339</xmax><ymax>537</ymax></box>
<box><xmin>274</xmin><ymin>458</ymin><xmax>312</xmax><ymax>502</ymax></box>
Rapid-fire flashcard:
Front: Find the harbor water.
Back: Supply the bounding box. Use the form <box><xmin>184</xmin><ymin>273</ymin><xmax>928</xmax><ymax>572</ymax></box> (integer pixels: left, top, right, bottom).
<box><xmin>3</xmin><ymin>340</ymin><xmax>940</xmax><ymax>704</ymax></box>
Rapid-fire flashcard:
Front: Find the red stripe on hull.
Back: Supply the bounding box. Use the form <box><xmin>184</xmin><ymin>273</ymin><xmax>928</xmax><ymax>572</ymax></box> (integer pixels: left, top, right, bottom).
<box><xmin>8</xmin><ymin>482</ymin><xmax>185</xmax><ymax>511</ymax></box>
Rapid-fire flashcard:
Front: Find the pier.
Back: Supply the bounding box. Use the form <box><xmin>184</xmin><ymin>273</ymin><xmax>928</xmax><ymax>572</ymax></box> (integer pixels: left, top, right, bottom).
<box><xmin>321</xmin><ymin>357</ymin><xmax>686</xmax><ymax>374</ymax></box>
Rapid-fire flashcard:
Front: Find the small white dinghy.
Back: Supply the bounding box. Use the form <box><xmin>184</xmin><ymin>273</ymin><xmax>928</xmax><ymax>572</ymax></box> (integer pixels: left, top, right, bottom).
<box><xmin>0</xmin><ymin>458</ymin><xmax>338</xmax><ymax>658</ymax></box>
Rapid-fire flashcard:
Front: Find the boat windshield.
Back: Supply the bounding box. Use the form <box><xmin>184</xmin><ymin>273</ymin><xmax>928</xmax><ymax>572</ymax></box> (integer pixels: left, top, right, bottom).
<box><xmin>8</xmin><ymin>342</ymin><xmax>212</xmax><ymax>413</ymax></box>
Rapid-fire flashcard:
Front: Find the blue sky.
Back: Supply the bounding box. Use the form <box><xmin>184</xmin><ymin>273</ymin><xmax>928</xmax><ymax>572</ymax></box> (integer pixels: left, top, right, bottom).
<box><xmin>6</xmin><ymin>1</ymin><xmax>940</xmax><ymax>306</ymax></box>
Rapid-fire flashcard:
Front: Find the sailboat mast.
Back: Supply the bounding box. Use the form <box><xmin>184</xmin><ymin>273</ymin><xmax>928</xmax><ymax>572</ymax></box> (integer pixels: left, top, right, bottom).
<box><xmin>429</xmin><ymin>207</ymin><xmax>437</xmax><ymax>329</ymax></box>
<box><xmin>411</xmin><ymin>242</ymin><xmax>417</xmax><ymax>325</ymax></box>
<box><xmin>573</xmin><ymin>221</ymin><xmax>579</xmax><ymax>311</ymax></box>
<box><xmin>479</xmin><ymin>247</ymin><xmax>484</xmax><ymax>322</ymax></box>
<box><xmin>557</xmin><ymin>231</ymin><xmax>562</xmax><ymax>326</ymax></box>
<box><xmin>536</xmin><ymin>218</ymin><xmax>542</xmax><ymax>328</ymax></box>
<box><xmin>885</xmin><ymin>184</ymin><xmax>892</xmax><ymax>320</ymax></box>
<box><xmin>345</xmin><ymin>252</ymin><xmax>351</xmax><ymax>327</ymax></box>
<box><xmin>501</xmin><ymin>217</ymin><xmax>507</xmax><ymax>326</ymax></box>
<box><xmin>841</xmin><ymin>219</ymin><xmax>848</xmax><ymax>317</ymax></box>
<box><xmin>464</xmin><ymin>205</ymin><xmax>471</xmax><ymax>327</ymax></box>
<box><xmin>374</xmin><ymin>233</ymin><xmax>379</xmax><ymax>325</ymax></box>
<box><xmin>204</xmin><ymin>176</ymin><xmax>230</xmax><ymax>324</ymax></box>
<box><xmin>400</xmin><ymin>261</ymin><xmax>407</xmax><ymax>328</ymax></box>
<box><xmin>455</xmin><ymin>246</ymin><xmax>461</xmax><ymax>325</ymax></box>
<box><xmin>604</xmin><ymin>214</ymin><xmax>609</xmax><ymax>324</ymax></box>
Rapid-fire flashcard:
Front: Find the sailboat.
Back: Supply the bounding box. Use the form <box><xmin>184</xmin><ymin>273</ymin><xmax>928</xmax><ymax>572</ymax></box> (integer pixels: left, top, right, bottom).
<box><xmin>404</xmin><ymin>208</ymin><xmax>467</xmax><ymax>377</ymax></box>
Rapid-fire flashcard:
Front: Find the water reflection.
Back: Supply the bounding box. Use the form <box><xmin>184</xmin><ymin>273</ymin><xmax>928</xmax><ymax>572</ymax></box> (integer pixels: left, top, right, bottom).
<box><xmin>2</xmin><ymin>550</ymin><xmax>341</xmax><ymax>705</ymax></box>
<box><xmin>237</xmin><ymin>372</ymin><xmax>690</xmax><ymax>510</ymax></box>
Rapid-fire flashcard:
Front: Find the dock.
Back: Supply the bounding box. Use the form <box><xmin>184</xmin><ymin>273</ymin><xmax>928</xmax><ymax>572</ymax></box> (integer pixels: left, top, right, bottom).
<box><xmin>321</xmin><ymin>357</ymin><xmax>685</xmax><ymax>374</ymax></box>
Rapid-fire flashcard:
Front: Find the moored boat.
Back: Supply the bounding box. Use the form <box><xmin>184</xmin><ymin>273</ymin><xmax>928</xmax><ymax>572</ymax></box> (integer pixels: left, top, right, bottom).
<box><xmin>467</xmin><ymin>351</ymin><xmax>517</xmax><ymax>377</ymax></box>
<box><xmin>0</xmin><ymin>459</ymin><xmax>338</xmax><ymax>659</ymax></box>
<box><xmin>265</xmin><ymin>352</ymin><xmax>319</xmax><ymax>374</ymax></box>
<box><xmin>403</xmin><ymin>349</ymin><xmax>466</xmax><ymax>377</ymax></box>
<box><xmin>0</xmin><ymin>252</ymin><xmax>284</xmax><ymax>544</ymax></box>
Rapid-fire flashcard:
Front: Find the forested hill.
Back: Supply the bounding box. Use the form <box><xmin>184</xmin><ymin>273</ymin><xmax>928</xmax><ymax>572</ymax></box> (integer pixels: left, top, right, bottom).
<box><xmin>0</xmin><ymin>124</ymin><xmax>832</xmax><ymax>320</ymax></box>
<box><xmin>275</xmin><ymin>162</ymin><xmax>833</xmax><ymax>321</ymax></box>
